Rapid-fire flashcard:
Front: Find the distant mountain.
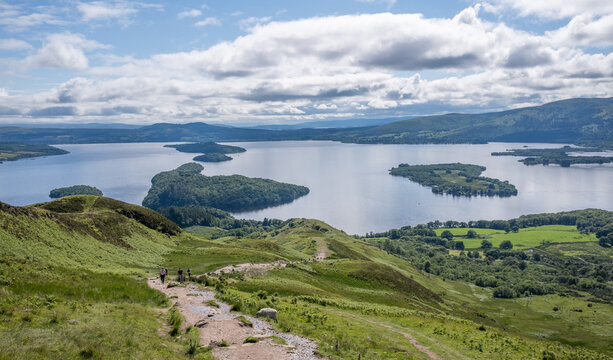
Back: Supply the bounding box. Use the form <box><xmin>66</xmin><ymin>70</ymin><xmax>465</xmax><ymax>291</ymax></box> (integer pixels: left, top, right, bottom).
<box><xmin>249</xmin><ymin>116</ymin><xmax>412</xmax><ymax>130</ymax></box>
<box><xmin>340</xmin><ymin>97</ymin><xmax>613</xmax><ymax>144</ymax></box>
<box><xmin>0</xmin><ymin>97</ymin><xmax>611</xmax><ymax>145</ymax></box>
<box><xmin>2</xmin><ymin>122</ymin><xmax>141</xmax><ymax>129</ymax></box>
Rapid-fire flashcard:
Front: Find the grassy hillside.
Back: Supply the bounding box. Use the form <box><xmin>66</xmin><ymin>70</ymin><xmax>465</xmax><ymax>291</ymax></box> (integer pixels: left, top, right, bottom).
<box><xmin>0</xmin><ymin>196</ymin><xmax>218</xmax><ymax>359</ymax></box>
<box><xmin>184</xmin><ymin>219</ymin><xmax>611</xmax><ymax>359</ymax></box>
<box><xmin>1</xmin><ymin>196</ymin><xmax>611</xmax><ymax>359</ymax></box>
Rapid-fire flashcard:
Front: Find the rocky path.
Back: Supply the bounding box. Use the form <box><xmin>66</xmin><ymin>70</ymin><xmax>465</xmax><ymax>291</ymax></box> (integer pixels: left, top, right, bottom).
<box><xmin>148</xmin><ymin>278</ymin><xmax>321</xmax><ymax>360</ymax></box>
<box><xmin>313</xmin><ymin>237</ymin><xmax>329</xmax><ymax>261</ymax></box>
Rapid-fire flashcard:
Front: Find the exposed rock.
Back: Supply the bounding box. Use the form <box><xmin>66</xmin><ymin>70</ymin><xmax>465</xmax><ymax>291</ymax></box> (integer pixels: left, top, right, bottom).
<box><xmin>256</xmin><ymin>308</ymin><xmax>277</xmax><ymax>322</ymax></box>
<box><xmin>194</xmin><ymin>319</ymin><xmax>208</xmax><ymax>328</ymax></box>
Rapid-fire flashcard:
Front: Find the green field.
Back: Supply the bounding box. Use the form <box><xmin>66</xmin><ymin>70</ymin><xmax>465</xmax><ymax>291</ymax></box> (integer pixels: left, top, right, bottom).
<box><xmin>436</xmin><ymin>225</ymin><xmax>597</xmax><ymax>249</ymax></box>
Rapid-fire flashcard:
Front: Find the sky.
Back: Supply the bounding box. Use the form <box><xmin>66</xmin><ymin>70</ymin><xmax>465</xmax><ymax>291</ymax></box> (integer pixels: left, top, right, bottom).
<box><xmin>0</xmin><ymin>0</ymin><xmax>612</xmax><ymax>125</ymax></box>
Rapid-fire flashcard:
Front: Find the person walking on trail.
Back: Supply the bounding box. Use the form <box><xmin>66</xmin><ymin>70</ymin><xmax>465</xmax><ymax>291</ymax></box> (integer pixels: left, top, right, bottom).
<box><xmin>187</xmin><ymin>268</ymin><xmax>191</xmax><ymax>280</ymax></box>
<box><xmin>160</xmin><ymin>268</ymin><xmax>166</xmax><ymax>284</ymax></box>
<box><xmin>178</xmin><ymin>268</ymin><xmax>184</xmax><ymax>283</ymax></box>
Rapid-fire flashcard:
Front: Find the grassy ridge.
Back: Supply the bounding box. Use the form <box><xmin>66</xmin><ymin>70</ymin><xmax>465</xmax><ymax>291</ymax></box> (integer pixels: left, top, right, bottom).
<box><xmin>0</xmin><ymin>196</ymin><xmax>216</xmax><ymax>359</ymax></box>
<box><xmin>1</xmin><ymin>196</ymin><xmax>611</xmax><ymax>358</ymax></box>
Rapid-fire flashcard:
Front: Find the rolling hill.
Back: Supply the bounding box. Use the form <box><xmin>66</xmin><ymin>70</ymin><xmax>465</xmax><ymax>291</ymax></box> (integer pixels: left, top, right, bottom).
<box><xmin>1</xmin><ymin>97</ymin><xmax>611</xmax><ymax>146</ymax></box>
<box><xmin>1</xmin><ymin>195</ymin><xmax>611</xmax><ymax>358</ymax></box>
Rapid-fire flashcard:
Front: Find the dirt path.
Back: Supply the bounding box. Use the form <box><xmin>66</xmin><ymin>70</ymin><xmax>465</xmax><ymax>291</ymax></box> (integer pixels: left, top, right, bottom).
<box><xmin>148</xmin><ymin>278</ymin><xmax>321</xmax><ymax>360</ymax></box>
<box><xmin>313</xmin><ymin>237</ymin><xmax>329</xmax><ymax>261</ymax></box>
<box><xmin>342</xmin><ymin>312</ymin><xmax>445</xmax><ymax>360</ymax></box>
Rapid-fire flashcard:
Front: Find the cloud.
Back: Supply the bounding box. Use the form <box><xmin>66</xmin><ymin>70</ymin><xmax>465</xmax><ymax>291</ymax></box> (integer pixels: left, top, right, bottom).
<box><xmin>0</xmin><ymin>38</ymin><xmax>31</xmax><ymax>50</ymax></box>
<box><xmin>482</xmin><ymin>0</ymin><xmax>613</xmax><ymax>19</ymax></box>
<box><xmin>2</xmin><ymin>7</ymin><xmax>613</xmax><ymax>124</ymax></box>
<box><xmin>195</xmin><ymin>17</ymin><xmax>220</xmax><ymax>27</ymax></box>
<box><xmin>238</xmin><ymin>16</ymin><xmax>272</xmax><ymax>30</ymax></box>
<box><xmin>78</xmin><ymin>1</ymin><xmax>137</xmax><ymax>22</ymax></box>
<box><xmin>178</xmin><ymin>9</ymin><xmax>202</xmax><ymax>19</ymax></box>
<box><xmin>547</xmin><ymin>13</ymin><xmax>613</xmax><ymax>46</ymax></box>
<box><xmin>0</xmin><ymin>7</ymin><xmax>64</xmax><ymax>31</ymax></box>
<box><xmin>26</xmin><ymin>33</ymin><xmax>108</xmax><ymax>70</ymax></box>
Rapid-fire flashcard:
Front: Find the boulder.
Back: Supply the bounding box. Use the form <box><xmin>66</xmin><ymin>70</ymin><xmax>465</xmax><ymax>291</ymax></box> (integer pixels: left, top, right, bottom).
<box><xmin>255</xmin><ymin>307</ymin><xmax>277</xmax><ymax>321</ymax></box>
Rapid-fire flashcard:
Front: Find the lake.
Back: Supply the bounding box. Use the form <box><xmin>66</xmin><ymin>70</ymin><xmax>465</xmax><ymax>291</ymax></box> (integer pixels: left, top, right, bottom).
<box><xmin>1</xmin><ymin>141</ymin><xmax>612</xmax><ymax>234</ymax></box>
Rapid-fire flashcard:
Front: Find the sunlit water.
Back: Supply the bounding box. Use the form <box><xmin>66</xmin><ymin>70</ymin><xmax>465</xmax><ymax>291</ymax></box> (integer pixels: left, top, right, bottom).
<box><xmin>1</xmin><ymin>141</ymin><xmax>611</xmax><ymax>234</ymax></box>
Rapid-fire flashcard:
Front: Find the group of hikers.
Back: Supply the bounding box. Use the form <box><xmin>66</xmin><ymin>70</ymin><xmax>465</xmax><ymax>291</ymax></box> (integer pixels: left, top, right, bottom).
<box><xmin>159</xmin><ymin>267</ymin><xmax>191</xmax><ymax>284</ymax></box>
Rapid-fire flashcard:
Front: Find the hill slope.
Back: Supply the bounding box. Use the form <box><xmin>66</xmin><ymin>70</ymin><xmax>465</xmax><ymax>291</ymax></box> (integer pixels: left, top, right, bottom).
<box><xmin>1</xmin><ymin>97</ymin><xmax>610</xmax><ymax>145</ymax></box>
<box><xmin>341</xmin><ymin>97</ymin><xmax>613</xmax><ymax>144</ymax></box>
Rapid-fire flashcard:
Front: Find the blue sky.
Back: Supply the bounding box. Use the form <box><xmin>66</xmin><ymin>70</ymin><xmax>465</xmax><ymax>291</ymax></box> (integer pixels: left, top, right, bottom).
<box><xmin>0</xmin><ymin>0</ymin><xmax>612</xmax><ymax>125</ymax></box>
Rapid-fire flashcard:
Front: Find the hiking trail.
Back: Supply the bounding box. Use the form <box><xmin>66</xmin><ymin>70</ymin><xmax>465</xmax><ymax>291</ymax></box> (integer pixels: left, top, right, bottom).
<box><xmin>148</xmin><ymin>278</ymin><xmax>321</xmax><ymax>360</ymax></box>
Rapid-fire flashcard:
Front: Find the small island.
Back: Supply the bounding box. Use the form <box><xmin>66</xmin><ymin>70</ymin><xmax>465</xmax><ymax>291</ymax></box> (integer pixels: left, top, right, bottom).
<box><xmin>142</xmin><ymin>163</ymin><xmax>309</xmax><ymax>212</ymax></box>
<box><xmin>0</xmin><ymin>142</ymin><xmax>68</xmax><ymax>163</ymax></box>
<box><xmin>164</xmin><ymin>141</ymin><xmax>246</xmax><ymax>163</ymax></box>
<box><xmin>491</xmin><ymin>146</ymin><xmax>613</xmax><ymax>167</ymax></box>
<box><xmin>390</xmin><ymin>163</ymin><xmax>518</xmax><ymax>197</ymax></box>
<box><xmin>192</xmin><ymin>153</ymin><xmax>232</xmax><ymax>162</ymax></box>
<box><xmin>49</xmin><ymin>185</ymin><xmax>103</xmax><ymax>198</ymax></box>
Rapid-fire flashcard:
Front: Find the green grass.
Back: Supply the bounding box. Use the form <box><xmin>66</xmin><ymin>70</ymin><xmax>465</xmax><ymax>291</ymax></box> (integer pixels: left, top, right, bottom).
<box><xmin>436</xmin><ymin>225</ymin><xmax>597</xmax><ymax>249</ymax></box>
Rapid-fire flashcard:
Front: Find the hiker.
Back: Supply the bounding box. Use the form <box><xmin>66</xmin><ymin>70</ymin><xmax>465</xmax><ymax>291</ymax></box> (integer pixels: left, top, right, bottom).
<box><xmin>178</xmin><ymin>268</ymin><xmax>184</xmax><ymax>283</ymax></box>
<box><xmin>160</xmin><ymin>268</ymin><xmax>166</xmax><ymax>284</ymax></box>
<box><xmin>187</xmin><ymin>268</ymin><xmax>191</xmax><ymax>280</ymax></box>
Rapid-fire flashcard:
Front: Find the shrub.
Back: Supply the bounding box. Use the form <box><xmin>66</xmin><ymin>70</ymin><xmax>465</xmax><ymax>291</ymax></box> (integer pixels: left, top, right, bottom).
<box><xmin>493</xmin><ymin>286</ymin><xmax>517</xmax><ymax>298</ymax></box>
<box><xmin>244</xmin><ymin>336</ymin><xmax>259</xmax><ymax>343</ymax></box>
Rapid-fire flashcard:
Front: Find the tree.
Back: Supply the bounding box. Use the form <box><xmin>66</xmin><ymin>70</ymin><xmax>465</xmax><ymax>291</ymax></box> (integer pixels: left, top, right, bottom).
<box><xmin>481</xmin><ymin>240</ymin><xmax>493</xmax><ymax>249</ymax></box>
<box><xmin>424</xmin><ymin>261</ymin><xmax>431</xmax><ymax>273</ymax></box>
<box><xmin>441</xmin><ymin>230</ymin><xmax>453</xmax><ymax>240</ymax></box>
<box><xmin>500</xmin><ymin>240</ymin><xmax>513</xmax><ymax>250</ymax></box>
<box><xmin>454</xmin><ymin>241</ymin><xmax>465</xmax><ymax>250</ymax></box>
<box><xmin>466</xmin><ymin>229</ymin><xmax>477</xmax><ymax>239</ymax></box>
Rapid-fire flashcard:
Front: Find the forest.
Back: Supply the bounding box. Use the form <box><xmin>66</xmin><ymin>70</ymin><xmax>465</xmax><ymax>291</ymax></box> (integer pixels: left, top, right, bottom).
<box><xmin>49</xmin><ymin>185</ymin><xmax>103</xmax><ymax>198</ymax></box>
<box><xmin>0</xmin><ymin>142</ymin><xmax>68</xmax><ymax>162</ymax></box>
<box><xmin>492</xmin><ymin>146</ymin><xmax>613</xmax><ymax>167</ymax></box>
<box><xmin>389</xmin><ymin>163</ymin><xmax>518</xmax><ymax>197</ymax></box>
<box><xmin>365</xmin><ymin>209</ymin><xmax>613</xmax><ymax>301</ymax></box>
<box><xmin>142</xmin><ymin>163</ymin><xmax>310</xmax><ymax>212</ymax></box>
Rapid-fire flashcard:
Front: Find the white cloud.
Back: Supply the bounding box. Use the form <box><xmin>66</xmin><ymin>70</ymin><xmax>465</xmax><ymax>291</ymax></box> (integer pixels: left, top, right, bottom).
<box><xmin>0</xmin><ymin>88</ymin><xmax>7</xmax><ymax>96</ymax></box>
<box><xmin>195</xmin><ymin>17</ymin><xmax>220</xmax><ymax>27</ymax></box>
<box><xmin>0</xmin><ymin>38</ymin><xmax>31</xmax><ymax>50</ymax></box>
<box><xmin>3</xmin><ymin>7</ymin><xmax>613</xmax><ymax>124</ymax></box>
<box><xmin>26</xmin><ymin>33</ymin><xmax>109</xmax><ymax>70</ymax></box>
<box><xmin>238</xmin><ymin>16</ymin><xmax>272</xmax><ymax>30</ymax></box>
<box><xmin>178</xmin><ymin>9</ymin><xmax>202</xmax><ymax>19</ymax></box>
<box><xmin>482</xmin><ymin>0</ymin><xmax>613</xmax><ymax>19</ymax></box>
<box><xmin>78</xmin><ymin>1</ymin><xmax>137</xmax><ymax>22</ymax></box>
<box><xmin>0</xmin><ymin>9</ymin><xmax>64</xmax><ymax>31</ymax></box>
<box><xmin>548</xmin><ymin>13</ymin><xmax>613</xmax><ymax>46</ymax></box>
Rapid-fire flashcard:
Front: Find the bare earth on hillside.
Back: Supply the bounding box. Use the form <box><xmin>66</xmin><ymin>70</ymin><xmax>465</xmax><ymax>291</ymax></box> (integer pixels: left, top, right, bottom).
<box><xmin>313</xmin><ymin>237</ymin><xmax>329</xmax><ymax>261</ymax></box>
<box><xmin>147</xmin><ymin>278</ymin><xmax>322</xmax><ymax>360</ymax></box>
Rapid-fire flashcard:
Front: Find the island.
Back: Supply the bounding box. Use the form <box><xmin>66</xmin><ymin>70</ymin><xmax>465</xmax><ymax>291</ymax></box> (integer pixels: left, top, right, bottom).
<box><xmin>164</xmin><ymin>141</ymin><xmax>246</xmax><ymax>162</ymax></box>
<box><xmin>389</xmin><ymin>163</ymin><xmax>518</xmax><ymax>197</ymax></box>
<box><xmin>0</xmin><ymin>142</ymin><xmax>68</xmax><ymax>163</ymax></box>
<box><xmin>142</xmin><ymin>162</ymin><xmax>309</xmax><ymax>212</ymax></box>
<box><xmin>491</xmin><ymin>146</ymin><xmax>613</xmax><ymax>167</ymax></box>
<box><xmin>49</xmin><ymin>185</ymin><xmax>103</xmax><ymax>198</ymax></box>
<box><xmin>192</xmin><ymin>153</ymin><xmax>232</xmax><ymax>162</ymax></box>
